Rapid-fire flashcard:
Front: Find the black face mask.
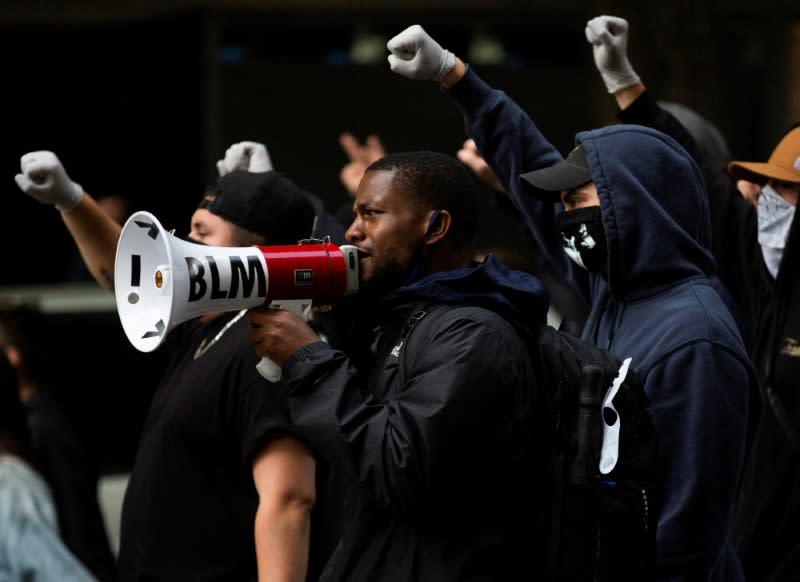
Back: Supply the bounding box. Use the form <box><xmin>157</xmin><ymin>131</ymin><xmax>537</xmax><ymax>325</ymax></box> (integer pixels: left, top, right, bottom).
<box><xmin>555</xmin><ymin>206</ymin><xmax>607</xmax><ymax>273</ymax></box>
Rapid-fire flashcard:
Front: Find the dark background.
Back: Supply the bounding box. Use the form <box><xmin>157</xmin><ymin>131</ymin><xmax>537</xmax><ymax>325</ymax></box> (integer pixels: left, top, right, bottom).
<box><xmin>0</xmin><ymin>0</ymin><xmax>796</xmax><ymax>471</ymax></box>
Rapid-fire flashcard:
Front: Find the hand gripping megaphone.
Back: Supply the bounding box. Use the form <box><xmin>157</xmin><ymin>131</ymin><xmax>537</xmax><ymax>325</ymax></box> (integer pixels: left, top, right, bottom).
<box><xmin>114</xmin><ymin>211</ymin><xmax>358</xmax><ymax>381</ymax></box>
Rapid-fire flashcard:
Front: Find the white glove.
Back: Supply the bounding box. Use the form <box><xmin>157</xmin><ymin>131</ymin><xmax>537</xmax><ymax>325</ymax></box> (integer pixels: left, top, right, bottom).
<box><xmin>585</xmin><ymin>15</ymin><xmax>641</xmax><ymax>94</ymax></box>
<box><xmin>15</xmin><ymin>151</ymin><xmax>84</xmax><ymax>212</ymax></box>
<box><xmin>216</xmin><ymin>141</ymin><xmax>273</xmax><ymax>176</ymax></box>
<box><xmin>387</xmin><ymin>25</ymin><xmax>456</xmax><ymax>82</ymax></box>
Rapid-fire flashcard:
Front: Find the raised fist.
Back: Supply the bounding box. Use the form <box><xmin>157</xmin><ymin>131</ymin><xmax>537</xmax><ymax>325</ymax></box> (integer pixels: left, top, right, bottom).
<box><xmin>15</xmin><ymin>151</ymin><xmax>84</xmax><ymax>212</ymax></box>
<box><xmin>217</xmin><ymin>141</ymin><xmax>273</xmax><ymax>176</ymax></box>
<box><xmin>585</xmin><ymin>15</ymin><xmax>641</xmax><ymax>94</ymax></box>
<box><xmin>387</xmin><ymin>25</ymin><xmax>455</xmax><ymax>82</ymax></box>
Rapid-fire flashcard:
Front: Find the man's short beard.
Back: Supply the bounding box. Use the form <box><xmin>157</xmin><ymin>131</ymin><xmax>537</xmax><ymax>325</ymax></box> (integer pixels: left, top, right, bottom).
<box><xmin>359</xmin><ymin>256</ymin><xmax>413</xmax><ymax>297</ymax></box>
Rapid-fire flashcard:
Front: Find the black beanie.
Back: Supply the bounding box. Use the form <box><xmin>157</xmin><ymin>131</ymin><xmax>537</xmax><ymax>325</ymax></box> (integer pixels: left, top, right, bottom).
<box><xmin>206</xmin><ymin>170</ymin><xmax>317</xmax><ymax>245</ymax></box>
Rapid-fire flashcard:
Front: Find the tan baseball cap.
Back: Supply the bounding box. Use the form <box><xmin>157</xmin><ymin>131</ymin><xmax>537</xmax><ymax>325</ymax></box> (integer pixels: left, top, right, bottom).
<box><xmin>728</xmin><ymin>126</ymin><xmax>800</xmax><ymax>185</ymax></box>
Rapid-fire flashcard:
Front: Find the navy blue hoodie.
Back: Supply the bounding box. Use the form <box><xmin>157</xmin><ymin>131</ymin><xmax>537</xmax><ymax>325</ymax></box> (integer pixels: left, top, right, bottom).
<box><xmin>282</xmin><ymin>255</ymin><xmax>550</xmax><ymax>581</ymax></box>
<box><xmin>448</xmin><ymin>67</ymin><xmax>756</xmax><ymax>582</ymax></box>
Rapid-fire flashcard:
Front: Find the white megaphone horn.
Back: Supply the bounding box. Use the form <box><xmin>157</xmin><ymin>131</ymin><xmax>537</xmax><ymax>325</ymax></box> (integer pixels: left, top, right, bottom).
<box><xmin>114</xmin><ymin>210</ymin><xmax>358</xmax><ymax>381</ymax></box>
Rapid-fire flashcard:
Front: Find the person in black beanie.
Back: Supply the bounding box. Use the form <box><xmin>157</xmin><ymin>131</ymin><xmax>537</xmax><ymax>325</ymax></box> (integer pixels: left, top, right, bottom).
<box><xmin>14</xmin><ymin>148</ymin><xmax>340</xmax><ymax>582</ymax></box>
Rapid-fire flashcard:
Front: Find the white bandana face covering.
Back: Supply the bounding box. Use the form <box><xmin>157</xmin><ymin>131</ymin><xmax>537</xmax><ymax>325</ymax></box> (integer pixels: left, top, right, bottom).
<box><xmin>757</xmin><ymin>183</ymin><xmax>796</xmax><ymax>278</ymax></box>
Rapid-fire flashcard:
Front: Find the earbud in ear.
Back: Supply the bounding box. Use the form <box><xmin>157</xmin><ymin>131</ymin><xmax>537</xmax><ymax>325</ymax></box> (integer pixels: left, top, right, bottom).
<box><xmin>424</xmin><ymin>210</ymin><xmax>442</xmax><ymax>239</ymax></box>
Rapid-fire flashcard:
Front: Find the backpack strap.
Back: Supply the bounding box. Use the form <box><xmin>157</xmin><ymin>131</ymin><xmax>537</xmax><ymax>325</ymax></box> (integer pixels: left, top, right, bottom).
<box><xmin>394</xmin><ymin>303</ymin><xmax>452</xmax><ymax>388</ymax></box>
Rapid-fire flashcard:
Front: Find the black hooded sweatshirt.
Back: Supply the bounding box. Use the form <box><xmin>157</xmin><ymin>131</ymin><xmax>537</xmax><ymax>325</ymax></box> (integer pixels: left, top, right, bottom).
<box><xmin>447</xmin><ymin>67</ymin><xmax>756</xmax><ymax>582</ymax></box>
<box><xmin>619</xmin><ymin>91</ymin><xmax>800</xmax><ymax>582</ymax></box>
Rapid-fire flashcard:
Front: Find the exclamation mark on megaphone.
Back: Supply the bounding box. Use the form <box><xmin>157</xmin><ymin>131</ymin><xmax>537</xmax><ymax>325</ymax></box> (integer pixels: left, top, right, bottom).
<box><xmin>114</xmin><ymin>210</ymin><xmax>358</xmax><ymax>380</ymax></box>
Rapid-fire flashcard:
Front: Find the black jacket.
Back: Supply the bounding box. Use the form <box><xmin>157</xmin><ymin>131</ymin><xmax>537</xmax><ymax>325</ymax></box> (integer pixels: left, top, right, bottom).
<box><xmin>282</xmin><ymin>256</ymin><xmax>550</xmax><ymax>582</ymax></box>
<box><xmin>619</xmin><ymin>91</ymin><xmax>800</xmax><ymax>581</ymax></box>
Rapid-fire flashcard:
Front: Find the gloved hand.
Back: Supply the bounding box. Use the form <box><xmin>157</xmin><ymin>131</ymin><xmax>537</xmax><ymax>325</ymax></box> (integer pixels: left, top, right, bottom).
<box><xmin>585</xmin><ymin>15</ymin><xmax>641</xmax><ymax>94</ymax></box>
<box><xmin>216</xmin><ymin>141</ymin><xmax>273</xmax><ymax>176</ymax></box>
<box><xmin>15</xmin><ymin>151</ymin><xmax>84</xmax><ymax>212</ymax></box>
<box><xmin>387</xmin><ymin>25</ymin><xmax>456</xmax><ymax>82</ymax></box>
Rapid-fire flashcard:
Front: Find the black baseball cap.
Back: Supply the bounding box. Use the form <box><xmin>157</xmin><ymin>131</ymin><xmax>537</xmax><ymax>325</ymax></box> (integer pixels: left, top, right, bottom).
<box><xmin>204</xmin><ymin>170</ymin><xmax>316</xmax><ymax>245</ymax></box>
<box><xmin>519</xmin><ymin>143</ymin><xmax>592</xmax><ymax>196</ymax></box>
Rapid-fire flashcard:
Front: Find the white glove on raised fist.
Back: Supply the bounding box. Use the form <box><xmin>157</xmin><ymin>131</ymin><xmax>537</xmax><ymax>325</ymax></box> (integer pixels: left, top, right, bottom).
<box><xmin>387</xmin><ymin>25</ymin><xmax>455</xmax><ymax>82</ymax></box>
<box><xmin>15</xmin><ymin>151</ymin><xmax>84</xmax><ymax>212</ymax></box>
<box><xmin>216</xmin><ymin>141</ymin><xmax>273</xmax><ymax>176</ymax></box>
<box><xmin>585</xmin><ymin>15</ymin><xmax>641</xmax><ymax>94</ymax></box>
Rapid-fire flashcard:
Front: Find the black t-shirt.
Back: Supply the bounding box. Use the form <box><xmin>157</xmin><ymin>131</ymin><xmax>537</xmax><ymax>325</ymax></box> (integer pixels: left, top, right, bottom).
<box><xmin>117</xmin><ymin>311</ymin><xmax>293</xmax><ymax>582</ymax></box>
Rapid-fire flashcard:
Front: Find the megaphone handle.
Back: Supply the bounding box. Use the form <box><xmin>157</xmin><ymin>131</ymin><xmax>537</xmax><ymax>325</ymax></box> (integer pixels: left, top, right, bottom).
<box><xmin>256</xmin><ymin>357</ymin><xmax>283</xmax><ymax>382</ymax></box>
<box><xmin>253</xmin><ymin>299</ymin><xmax>311</xmax><ymax>383</ymax></box>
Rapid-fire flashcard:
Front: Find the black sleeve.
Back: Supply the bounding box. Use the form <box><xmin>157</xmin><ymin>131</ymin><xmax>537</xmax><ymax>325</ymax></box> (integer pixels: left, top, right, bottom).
<box><xmin>281</xmin><ymin>310</ymin><xmax>531</xmax><ymax>514</ymax></box>
<box><xmin>223</xmin><ymin>346</ymin><xmax>299</xmax><ymax>469</ymax></box>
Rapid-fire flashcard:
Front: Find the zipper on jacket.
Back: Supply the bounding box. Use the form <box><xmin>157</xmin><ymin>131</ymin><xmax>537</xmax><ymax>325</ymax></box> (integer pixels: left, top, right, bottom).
<box><xmin>603</xmin><ymin>298</ymin><xmax>620</xmax><ymax>350</ymax></box>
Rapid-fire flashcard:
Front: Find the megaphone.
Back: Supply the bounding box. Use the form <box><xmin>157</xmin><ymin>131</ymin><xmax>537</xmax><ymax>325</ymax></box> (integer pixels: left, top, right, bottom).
<box><xmin>114</xmin><ymin>210</ymin><xmax>358</xmax><ymax>381</ymax></box>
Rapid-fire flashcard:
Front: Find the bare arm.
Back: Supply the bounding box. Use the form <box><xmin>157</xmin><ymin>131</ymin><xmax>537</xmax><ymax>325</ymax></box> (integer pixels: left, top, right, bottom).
<box><xmin>15</xmin><ymin>150</ymin><xmax>121</xmax><ymax>291</ymax></box>
<box><xmin>61</xmin><ymin>195</ymin><xmax>122</xmax><ymax>290</ymax></box>
<box><xmin>613</xmin><ymin>81</ymin><xmax>646</xmax><ymax>111</ymax></box>
<box><xmin>253</xmin><ymin>435</ymin><xmax>316</xmax><ymax>582</ymax></box>
<box><xmin>441</xmin><ymin>56</ymin><xmax>466</xmax><ymax>88</ymax></box>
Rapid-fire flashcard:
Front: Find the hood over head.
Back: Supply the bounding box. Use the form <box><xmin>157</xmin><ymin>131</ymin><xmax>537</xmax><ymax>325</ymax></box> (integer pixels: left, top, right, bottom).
<box><xmin>577</xmin><ymin>124</ymin><xmax>715</xmax><ymax>299</ymax></box>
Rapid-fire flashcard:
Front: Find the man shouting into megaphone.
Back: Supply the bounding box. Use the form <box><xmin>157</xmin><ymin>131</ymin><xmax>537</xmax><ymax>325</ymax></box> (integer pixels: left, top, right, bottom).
<box><xmin>247</xmin><ymin>151</ymin><xmax>552</xmax><ymax>581</ymax></box>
